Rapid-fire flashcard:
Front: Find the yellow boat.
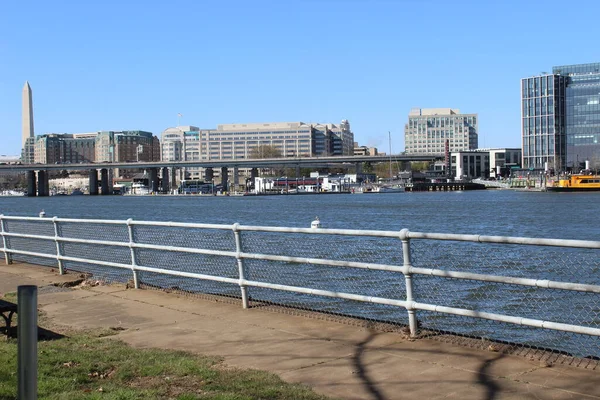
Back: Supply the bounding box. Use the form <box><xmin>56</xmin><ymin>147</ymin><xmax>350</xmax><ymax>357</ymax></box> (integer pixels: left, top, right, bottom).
<box><xmin>547</xmin><ymin>174</ymin><xmax>600</xmax><ymax>192</ymax></box>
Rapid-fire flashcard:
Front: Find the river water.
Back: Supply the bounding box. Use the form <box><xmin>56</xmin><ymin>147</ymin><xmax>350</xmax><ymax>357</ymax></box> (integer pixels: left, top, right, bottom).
<box><xmin>1</xmin><ymin>190</ymin><xmax>599</xmax><ymax>239</ymax></box>
<box><xmin>1</xmin><ymin>191</ymin><xmax>600</xmax><ymax>358</ymax></box>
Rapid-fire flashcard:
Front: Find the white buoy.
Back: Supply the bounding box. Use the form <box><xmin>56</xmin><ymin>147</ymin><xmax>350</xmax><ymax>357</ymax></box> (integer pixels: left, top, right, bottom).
<box><xmin>311</xmin><ymin>216</ymin><xmax>321</xmax><ymax>229</ymax></box>
<box><xmin>39</xmin><ymin>210</ymin><xmax>46</xmax><ymax>218</ymax></box>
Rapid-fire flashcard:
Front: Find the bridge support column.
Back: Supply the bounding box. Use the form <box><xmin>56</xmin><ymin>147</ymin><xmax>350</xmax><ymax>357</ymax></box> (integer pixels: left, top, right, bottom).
<box><xmin>205</xmin><ymin>167</ymin><xmax>214</xmax><ymax>182</ymax></box>
<box><xmin>355</xmin><ymin>162</ymin><xmax>363</xmax><ymax>175</ymax></box>
<box><xmin>161</xmin><ymin>167</ymin><xmax>169</xmax><ymax>193</ymax></box>
<box><xmin>295</xmin><ymin>165</ymin><xmax>300</xmax><ymax>178</ymax></box>
<box><xmin>37</xmin><ymin>170</ymin><xmax>49</xmax><ymax>197</ymax></box>
<box><xmin>100</xmin><ymin>169</ymin><xmax>110</xmax><ymax>195</ymax></box>
<box><xmin>233</xmin><ymin>167</ymin><xmax>239</xmax><ymax>192</ymax></box>
<box><xmin>149</xmin><ymin>168</ymin><xmax>159</xmax><ymax>193</ymax></box>
<box><xmin>89</xmin><ymin>170</ymin><xmax>98</xmax><ymax>195</ymax></box>
<box><xmin>27</xmin><ymin>171</ymin><xmax>37</xmax><ymax>197</ymax></box>
<box><xmin>250</xmin><ymin>168</ymin><xmax>258</xmax><ymax>179</ymax></box>
<box><xmin>170</xmin><ymin>167</ymin><xmax>177</xmax><ymax>189</ymax></box>
<box><xmin>221</xmin><ymin>167</ymin><xmax>228</xmax><ymax>192</ymax></box>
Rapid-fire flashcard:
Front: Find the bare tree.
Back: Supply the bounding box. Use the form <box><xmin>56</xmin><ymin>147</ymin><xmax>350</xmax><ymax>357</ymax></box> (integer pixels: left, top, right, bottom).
<box><xmin>249</xmin><ymin>145</ymin><xmax>282</xmax><ymax>159</ymax></box>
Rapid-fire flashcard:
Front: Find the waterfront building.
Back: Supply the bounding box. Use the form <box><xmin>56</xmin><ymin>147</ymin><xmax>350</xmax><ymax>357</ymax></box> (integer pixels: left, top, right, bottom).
<box><xmin>353</xmin><ymin>142</ymin><xmax>378</xmax><ymax>156</ymax></box>
<box><xmin>160</xmin><ymin>120</ymin><xmax>354</xmax><ymax>183</ymax></box>
<box><xmin>521</xmin><ymin>73</ymin><xmax>568</xmax><ymax>170</ymax></box>
<box><xmin>34</xmin><ymin>133</ymin><xmax>96</xmax><ymax>164</ymax></box>
<box><xmin>448</xmin><ymin>148</ymin><xmax>521</xmax><ymax>180</ymax></box>
<box><xmin>404</xmin><ymin>108</ymin><xmax>478</xmax><ymax>155</ymax></box>
<box><xmin>161</xmin><ymin>126</ymin><xmax>202</xmax><ymax>181</ymax></box>
<box><xmin>521</xmin><ymin>62</ymin><xmax>600</xmax><ymax>171</ymax></box>
<box><xmin>21</xmin><ymin>82</ymin><xmax>35</xmax><ymax>164</ymax></box>
<box><xmin>483</xmin><ymin>148</ymin><xmax>522</xmax><ymax>178</ymax></box>
<box><xmin>450</xmin><ymin>151</ymin><xmax>489</xmax><ymax>180</ymax></box>
<box><xmin>95</xmin><ymin>130</ymin><xmax>160</xmax><ymax>163</ymax></box>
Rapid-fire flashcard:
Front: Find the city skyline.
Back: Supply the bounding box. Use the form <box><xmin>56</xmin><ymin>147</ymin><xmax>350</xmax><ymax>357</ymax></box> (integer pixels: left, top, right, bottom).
<box><xmin>2</xmin><ymin>0</ymin><xmax>600</xmax><ymax>156</ymax></box>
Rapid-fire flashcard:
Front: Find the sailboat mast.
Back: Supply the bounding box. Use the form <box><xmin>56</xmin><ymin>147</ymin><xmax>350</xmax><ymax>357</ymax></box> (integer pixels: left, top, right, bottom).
<box><xmin>388</xmin><ymin>131</ymin><xmax>393</xmax><ymax>180</ymax></box>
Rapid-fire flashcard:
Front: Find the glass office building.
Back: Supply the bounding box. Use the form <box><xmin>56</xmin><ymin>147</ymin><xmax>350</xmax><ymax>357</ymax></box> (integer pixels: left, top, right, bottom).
<box><xmin>521</xmin><ymin>74</ymin><xmax>567</xmax><ymax>170</ymax></box>
<box><xmin>522</xmin><ymin>62</ymin><xmax>600</xmax><ymax>171</ymax></box>
<box><xmin>553</xmin><ymin>63</ymin><xmax>600</xmax><ymax>169</ymax></box>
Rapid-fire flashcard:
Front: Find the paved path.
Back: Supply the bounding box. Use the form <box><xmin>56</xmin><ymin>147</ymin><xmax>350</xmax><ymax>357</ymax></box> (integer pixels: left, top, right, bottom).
<box><xmin>1</xmin><ymin>262</ymin><xmax>599</xmax><ymax>400</ymax></box>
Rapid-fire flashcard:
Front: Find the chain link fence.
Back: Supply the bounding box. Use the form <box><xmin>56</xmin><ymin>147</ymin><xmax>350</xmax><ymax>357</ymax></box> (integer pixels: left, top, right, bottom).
<box><xmin>1</xmin><ymin>215</ymin><xmax>599</xmax><ymax>367</ymax></box>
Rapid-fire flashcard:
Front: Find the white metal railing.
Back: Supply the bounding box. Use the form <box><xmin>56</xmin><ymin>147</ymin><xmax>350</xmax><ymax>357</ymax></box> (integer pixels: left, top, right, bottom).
<box><xmin>2</xmin><ymin>214</ymin><xmax>600</xmax><ymax>345</ymax></box>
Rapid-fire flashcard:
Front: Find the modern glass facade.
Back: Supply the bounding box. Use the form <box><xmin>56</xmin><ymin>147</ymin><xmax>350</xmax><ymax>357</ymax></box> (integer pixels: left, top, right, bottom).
<box><xmin>521</xmin><ymin>74</ymin><xmax>567</xmax><ymax>170</ymax></box>
<box><xmin>553</xmin><ymin>63</ymin><xmax>600</xmax><ymax>169</ymax></box>
<box><xmin>522</xmin><ymin>63</ymin><xmax>600</xmax><ymax>171</ymax></box>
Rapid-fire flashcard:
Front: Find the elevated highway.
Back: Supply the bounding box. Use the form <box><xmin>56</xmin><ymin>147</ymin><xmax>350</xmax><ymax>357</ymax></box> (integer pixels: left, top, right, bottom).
<box><xmin>0</xmin><ymin>154</ymin><xmax>442</xmax><ymax>197</ymax></box>
<box><xmin>0</xmin><ymin>154</ymin><xmax>440</xmax><ymax>172</ymax></box>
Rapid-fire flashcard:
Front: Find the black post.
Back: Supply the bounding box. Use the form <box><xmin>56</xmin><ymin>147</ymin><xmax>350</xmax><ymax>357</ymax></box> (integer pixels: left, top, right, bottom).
<box><xmin>18</xmin><ymin>285</ymin><xmax>38</xmax><ymax>400</ymax></box>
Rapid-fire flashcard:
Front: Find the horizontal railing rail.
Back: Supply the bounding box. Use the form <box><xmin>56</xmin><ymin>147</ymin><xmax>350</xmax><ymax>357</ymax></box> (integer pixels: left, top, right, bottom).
<box><xmin>2</xmin><ymin>214</ymin><xmax>600</xmax><ymax>361</ymax></box>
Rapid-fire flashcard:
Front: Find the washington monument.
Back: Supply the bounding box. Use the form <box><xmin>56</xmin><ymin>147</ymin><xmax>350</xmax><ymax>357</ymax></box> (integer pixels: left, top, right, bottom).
<box><xmin>22</xmin><ymin>81</ymin><xmax>34</xmax><ymax>148</ymax></box>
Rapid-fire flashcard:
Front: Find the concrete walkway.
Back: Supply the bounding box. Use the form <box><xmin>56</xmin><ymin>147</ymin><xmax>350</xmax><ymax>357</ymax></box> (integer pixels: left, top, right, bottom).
<box><xmin>1</xmin><ymin>262</ymin><xmax>599</xmax><ymax>400</ymax></box>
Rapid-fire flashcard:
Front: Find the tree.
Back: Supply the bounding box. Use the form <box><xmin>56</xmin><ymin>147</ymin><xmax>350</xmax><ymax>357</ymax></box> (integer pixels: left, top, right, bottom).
<box><xmin>249</xmin><ymin>145</ymin><xmax>283</xmax><ymax>177</ymax></box>
<box><xmin>409</xmin><ymin>161</ymin><xmax>431</xmax><ymax>172</ymax></box>
<box><xmin>249</xmin><ymin>145</ymin><xmax>282</xmax><ymax>159</ymax></box>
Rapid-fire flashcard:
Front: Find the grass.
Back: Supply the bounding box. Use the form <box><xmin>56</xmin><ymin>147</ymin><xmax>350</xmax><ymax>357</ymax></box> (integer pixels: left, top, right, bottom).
<box><xmin>0</xmin><ymin>327</ymin><xmax>331</xmax><ymax>400</ymax></box>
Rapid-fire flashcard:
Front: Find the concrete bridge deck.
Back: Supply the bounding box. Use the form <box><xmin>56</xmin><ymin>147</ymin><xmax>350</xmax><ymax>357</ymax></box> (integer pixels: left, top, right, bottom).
<box><xmin>1</xmin><ymin>263</ymin><xmax>598</xmax><ymax>400</ymax></box>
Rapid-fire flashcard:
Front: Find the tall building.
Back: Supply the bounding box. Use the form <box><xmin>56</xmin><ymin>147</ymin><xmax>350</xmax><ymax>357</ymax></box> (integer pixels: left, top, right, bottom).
<box><xmin>161</xmin><ymin>126</ymin><xmax>201</xmax><ymax>180</ymax></box>
<box><xmin>34</xmin><ymin>133</ymin><xmax>96</xmax><ymax>164</ymax></box>
<box><xmin>521</xmin><ymin>62</ymin><xmax>600</xmax><ymax>171</ymax></box>
<box><xmin>21</xmin><ymin>82</ymin><xmax>35</xmax><ymax>163</ymax></box>
<box><xmin>404</xmin><ymin>108</ymin><xmax>478</xmax><ymax>155</ymax></box>
<box><xmin>521</xmin><ymin>74</ymin><xmax>568</xmax><ymax>170</ymax></box>
<box><xmin>32</xmin><ymin>130</ymin><xmax>160</xmax><ymax>167</ymax></box>
<box><xmin>95</xmin><ymin>131</ymin><xmax>160</xmax><ymax>162</ymax></box>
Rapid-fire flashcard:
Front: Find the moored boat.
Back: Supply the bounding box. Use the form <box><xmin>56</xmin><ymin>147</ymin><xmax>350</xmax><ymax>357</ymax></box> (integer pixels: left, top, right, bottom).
<box><xmin>547</xmin><ymin>174</ymin><xmax>600</xmax><ymax>192</ymax></box>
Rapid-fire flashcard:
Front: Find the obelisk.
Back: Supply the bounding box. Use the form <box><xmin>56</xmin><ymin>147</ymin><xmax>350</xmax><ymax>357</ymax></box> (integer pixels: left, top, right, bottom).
<box><xmin>22</xmin><ymin>81</ymin><xmax>34</xmax><ymax>148</ymax></box>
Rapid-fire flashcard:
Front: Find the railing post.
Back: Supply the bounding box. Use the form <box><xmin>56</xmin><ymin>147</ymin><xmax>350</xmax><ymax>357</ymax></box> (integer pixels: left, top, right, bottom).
<box><xmin>18</xmin><ymin>285</ymin><xmax>38</xmax><ymax>400</ymax></box>
<box><xmin>126</xmin><ymin>219</ymin><xmax>139</xmax><ymax>289</ymax></box>
<box><xmin>52</xmin><ymin>217</ymin><xmax>64</xmax><ymax>275</ymax></box>
<box><xmin>0</xmin><ymin>214</ymin><xmax>12</xmax><ymax>265</ymax></box>
<box><xmin>232</xmin><ymin>223</ymin><xmax>249</xmax><ymax>309</ymax></box>
<box><xmin>400</xmin><ymin>228</ymin><xmax>417</xmax><ymax>337</ymax></box>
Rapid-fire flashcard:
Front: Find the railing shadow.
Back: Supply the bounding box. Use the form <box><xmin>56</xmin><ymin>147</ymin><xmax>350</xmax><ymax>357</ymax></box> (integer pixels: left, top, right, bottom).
<box><xmin>352</xmin><ymin>328</ymin><xmax>386</xmax><ymax>400</ymax></box>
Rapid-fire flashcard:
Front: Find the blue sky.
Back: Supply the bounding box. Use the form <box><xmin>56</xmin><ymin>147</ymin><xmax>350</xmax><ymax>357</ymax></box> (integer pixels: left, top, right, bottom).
<box><xmin>1</xmin><ymin>0</ymin><xmax>599</xmax><ymax>156</ymax></box>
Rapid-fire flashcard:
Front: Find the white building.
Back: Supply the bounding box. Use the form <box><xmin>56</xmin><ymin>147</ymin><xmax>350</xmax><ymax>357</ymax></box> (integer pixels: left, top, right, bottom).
<box><xmin>405</xmin><ymin>108</ymin><xmax>478</xmax><ymax>155</ymax></box>
<box><xmin>161</xmin><ymin>120</ymin><xmax>354</xmax><ymax>183</ymax></box>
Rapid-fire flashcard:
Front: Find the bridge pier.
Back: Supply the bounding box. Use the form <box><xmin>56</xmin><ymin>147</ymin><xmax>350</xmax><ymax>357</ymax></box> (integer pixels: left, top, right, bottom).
<box><xmin>37</xmin><ymin>170</ymin><xmax>49</xmax><ymax>197</ymax></box>
<box><xmin>27</xmin><ymin>171</ymin><xmax>37</xmax><ymax>197</ymax></box>
<box><xmin>100</xmin><ymin>169</ymin><xmax>110</xmax><ymax>195</ymax></box>
<box><xmin>221</xmin><ymin>167</ymin><xmax>228</xmax><ymax>192</ymax></box>
<box><xmin>205</xmin><ymin>167</ymin><xmax>214</xmax><ymax>183</ymax></box>
<box><xmin>161</xmin><ymin>167</ymin><xmax>170</xmax><ymax>193</ymax></box>
<box><xmin>170</xmin><ymin>167</ymin><xmax>177</xmax><ymax>190</ymax></box>
<box><xmin>233</xmin><ymin>167</ymin><xmax>239</xmax><ymax>192</ymax></box>
<box><xmin>295</xmin><ymin>165</ymin><xmax>300</xmax><ymax>178</ymax></box>
<box><xmin>89</xmin><ymin>170</ymin><xmax>98</xmax><ymax>195</ymax></box>
<box><xmin>355</xmin><ymin>162</ymin><xmax>363</xmax><ymax>175</ymax></box>
<box><xmin>149</xmin><ymin>168</ymin><xmax>159</xmax><ymax>193</ymax></box>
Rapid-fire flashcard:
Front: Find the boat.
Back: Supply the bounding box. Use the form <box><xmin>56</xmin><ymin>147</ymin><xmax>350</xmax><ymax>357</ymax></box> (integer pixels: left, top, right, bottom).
<box><xmin>375</xmin><ymin>132</ymin><xmax>406</xmax><ymax>194</ymax></box>
<box><xmin>377</xmin><ymin>185</ymin><xmax>406</xmax><ymax>193</ymax></box>
<box><xmin>0</xmin><ymin>190</ymin><xmax>25</xmax><ymax>197</ymax></box>
<box><xmin>128</xmin><ymin>182</ymin><xmax>150</xmax><ymax>195</ymax></box>
<box><xmin>547</xmin><ymin>174</ymin><xmax>600</xmax><ymax>192</ymax></box>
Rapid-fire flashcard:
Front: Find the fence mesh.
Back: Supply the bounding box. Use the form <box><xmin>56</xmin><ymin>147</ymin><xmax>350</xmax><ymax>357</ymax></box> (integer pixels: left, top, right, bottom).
<box><xmin>2</xmin><ymin>217</ymin><xmax>600</xmax><ymax>367</ymax></box>
<box><xmin>411</xmin><ymin>240</ymin><xmax>600</xmax><ymax>364</ymax></box>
